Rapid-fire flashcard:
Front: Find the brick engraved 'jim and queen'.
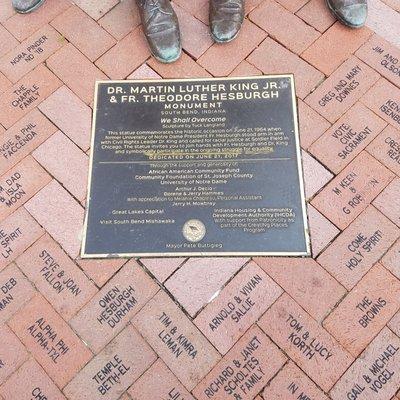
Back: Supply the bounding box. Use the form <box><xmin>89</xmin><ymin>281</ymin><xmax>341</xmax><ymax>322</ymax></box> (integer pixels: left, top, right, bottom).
<box><xmin>82</xmin><ymin>76</ymin><xmax>310</xmax><ymax>257</ymax></box>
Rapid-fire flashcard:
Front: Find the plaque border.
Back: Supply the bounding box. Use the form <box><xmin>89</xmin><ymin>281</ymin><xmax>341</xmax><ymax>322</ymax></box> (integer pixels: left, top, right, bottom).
<box><xmin>81</xmin><ymin>75</ymin><xmax>311</xmax><ymax>258</ymax></box>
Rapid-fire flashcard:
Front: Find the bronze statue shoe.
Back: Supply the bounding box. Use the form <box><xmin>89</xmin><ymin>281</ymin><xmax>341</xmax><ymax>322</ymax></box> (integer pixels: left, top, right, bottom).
<box><xmin>326</xmin><ymin>0</ymin><xmax>368</xmax><ymax>28</ymax></box>
<box><xmin>12</xmin><ymin>0</ymin><xmax>45</xmax><ymax>13</ymax></box>
<box><xmin>209</xmin><ymin>0</ymin><xmax>244</xmax><ymax>43</ymax></box>
<box><xmin>137</xmin><ymin>0</ymin><xmax>181</xmax><ymax>63</ymax></box>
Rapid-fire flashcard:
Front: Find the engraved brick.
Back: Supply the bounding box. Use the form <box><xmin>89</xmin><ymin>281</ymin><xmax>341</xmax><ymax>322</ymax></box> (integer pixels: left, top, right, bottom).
<box><xmin>25</xmin><ymin>180</ymin><xmax>84</xmax><ymax>258</ymax></box>
<box><xmin>258</xmin><ymin>293</ymin><xmax>354</xmax><ymax>391</ymax></box>
<box><xmin>33</xmin><ymin>131</ymin><xmax>89</xmax><ymax>201</ymax></box>
<box><xmin>373</xmin><ymin>177</ymin><xmax>400</xmax><ymax>226</ymax></box>
<box><xmin>140</xmin><ymin>257</ymin><xmax>184</xmax><ymax>283</ymax></box>
<box><xmin>8</xmin><ymin>294</ymin><xmax>92</xmax><ymax>387</ymax></box>
<box><xmin>128</xmin><ymin>359</ymin><xmax>196</xmax><ymax>400</ymax></box>
<box><xmin>249</xmin><ymin>0</ymin><xmax>320</xmax><ymax>54</ymax></box>
<box><xmin>255</xmin><ymin>257</ymin><xmax>346</xmax><ymax>321</ymax></box>
<box><xmin>95</xmin><ymin>27</ymin><xmax>151</xmax><ymax>79</ymax></box>
<box><xmin>0</xmin><ymin>64</ymin><xmax>62</xmax><ymax>129</ymax></box>
<box><xmin>356</xmin><ymin>34</ymin><xmax>400</xmax><ymax>88</ymax></box>
<box><xmin>0</xmin><ymin>324</ymin><xmax>28</xmax><ymax>384</ymax></box>
<box><xmin>75</xmin><ymin>257</ymin><xmax>127</xmax><ymax>287</ymax></box>
<box><xmin>165</xmin><ymin>257</ymin><xmax>248</xmax><ymax>317</ymax></box>
<box><xmin>16</xmin><ymin>234</ymin><xmax>97</xmax><ymax>320</ymax></box>
<box><xmin>38</xmin><ymin>85</ymin><xmax>92</xmax><ymax>151</ymax></box>
<box><xmin>46</xmin><ymin>43</ymin><xmax>108</xmax><ymax>104</ymax></box>
<box><xmin>247</xmin><ymin>37</ymin><xmax>324</xmax><ymax>99</ymax></box>
<box><xmin>367</xmin><ymin>125</ymin><xmax>400</xmax><ymax>176</ymax></box>
<box><xmin>192</xmin><ymin>325</ymin><xmax>287</xmax><ymax>400</ymax></box>
<box><xmin>296</xmin><ymin>0</ymin><xmax>336</xmax><ymax>33</ymax></box>
<box><xmin>0</xmin><ymin>358</ymin><xmax>66</xmax><ymax>400</ymax></box>
<box><xmin>330</xmin><ymin>328</ymin><xmax>400</xmax><ymax>400</ymax></box>
<box><xmin>297</xmin><ymin>98</ymin><xmax>331</xmax><ymax>149</ymax></box>
<box><xmin>64</xmin><ymin>325</ymin><xmax>156</xmax><ymax>400</ymax></box>
<box><xmin>132</xmin><ymin>290</ymin><xmax>221</xmax><ymax>390</ymax></box>
<box><xmin>52</xmin><ymin>6</ymin><xmax>115</xmax><ymax>62</ymax></box>
<box><xmin>302</xmin><ymin>22</ymin><xmax>372</xmax><ymax>75</ymax></box>
<box><xmin>0</xmin><ymin>109</ymin><xmax>56</xmax><ymax>175</ymax></box>
<box><xmin>197</xmin><ymin>20</ymin><xmax>266</xmax><ymax>76</ymax></box>
<box><xmin>305</xmin><ymin>57</ymin><xmax>379</xmax><ymax>123</ymax></box>
<box><xmin>70</xmin><ymin>261</ymin><xmax>158</xmax><ymax>353</ymax></box>
<box><xmin>318</xmin><ymin>206</ymin><xmax>399</xmax><ymax>289</ymax></box>
<box><xmin>311</xmin><ymin>152</ymin><xmax>394</xmax><ymax>229</ymax></box>
<box><xmin>2</xmin><ymin>0</ymin><xmax>71</xmax><ymax>41</ymax></box>
<box><xmin>0</xmin><ymin>25</ymin><xmax>65</xmax><ymax>83</ymax></box>
<box><xmin>0</xmin><ymin>207</ymin><xmax>44</xmax><ymax>271</ymax></box>
<box><xmin>325</xmin><ymin>264</ymin><xmax>400</xmax><ymax>357</ymax></box>
<box><xmin>263</xmin><ymin>361</ymin><xmax>330</xmax><ymax>399</ymax></box>
<box><xmin>0</xmin><ymin>263</ymin><xmax>34</xmax><ymax>323</ymax></box>
<box><xmin>194</xmin><ymin>261</ymin><xmax>282</xmax><ymax>354</ymax></box>
<box><xmin>310</xmin><ymin>102</ymin><xmax>387</xmax><ymax>173</ymax></box>
<box><xmin>381</xmin><ymin>239</ymin><xmax>400</xmax><ymax>279</ymax></box>
<box><xmin>0</xmin><ymin>156</ymin><xmax>51</xmax><ymax>220</ymax></box>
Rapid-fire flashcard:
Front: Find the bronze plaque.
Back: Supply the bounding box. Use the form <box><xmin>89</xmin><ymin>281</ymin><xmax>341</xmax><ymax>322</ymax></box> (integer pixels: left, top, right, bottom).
<box><xmin>82</xmin><ymin>76</ymin><xmax>310</xmax><ymax>257</ymax></box>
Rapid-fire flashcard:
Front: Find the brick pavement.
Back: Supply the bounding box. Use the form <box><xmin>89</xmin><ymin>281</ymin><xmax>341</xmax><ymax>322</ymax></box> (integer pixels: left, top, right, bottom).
<box><xmin>0</xmin><ymin>0</ymin><xmax>399</xmax><ymax>399</ymax></box>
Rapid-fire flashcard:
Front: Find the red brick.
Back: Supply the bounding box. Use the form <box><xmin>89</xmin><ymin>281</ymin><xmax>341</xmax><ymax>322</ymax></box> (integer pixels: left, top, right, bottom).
<box><xmin>98</xmin><ymin>0</ymin><xmax>140</xmax><ymax>40</ymax></box>
<box><xmin>296</xmin><ymin>0</ymin><xmax>336</xmax><ymax>33</ymax></box>
<box><xmin>192</xmin><ymin>325</ymin><xmax>287</xmax><ymax>400</ymax></box>
<box><xmin>38</xmin><ymin>85</ymin><xmax>92</xmax><ymax>151</ymax></box>
<box><xmin>128</xmin><ymin>359</ymin><xmax>196</xmax><ymax>400</ymax></box>
<box><xmin>25</xmin><ymin>180</ymin><xmax>84</xmax><ymax>258</ymax></box>
<box><xmin>64</xmin><ymin>325</ymin><xmax>156</xmax><ymax>400</ymax></box>
<box><xmin>373</xmin><ymin>177</ymin><xmax>400</xmax><ymax>227</ymax></box>
<box><xmin>0</xmin><ymin>109</ymin><xmax>57</xmax><ymax>175</ymax></box>
<box><xmin>0</xmin><ymin>72</ymin><xmax>11</xmax><ymax>94</ymax></box>
<box><xmin>0</xmin><ymin>1</ymin><xmax>15</xmax><ymax>23</ymax></box>
<box><xmin>0</xmin><ymin>263</ymin><xmax>34</xmax><ymax>323</ymax></box>
<box><xmin>262</xmin><ymin>361</ymin><xmax>330</xmax><ymax>399</ymax></box>
<box><xmin>310</xmin><ymin>102</ymin><xmax>387</xmax><ymax>173</ymax></box>
<box><xmin>0</xmin><ymin>64</ymin><xmax>62</xmax><ymax>129</ymax></box>
<box><xmin>174</xmin><ymin>0</ymin><xmax>208</xmax><ymax>15</ymax></box>
<box><xmin>16</xmin><ymin>234</ymin><xmax>97</xmax><ymax>320</ymax></box>
<box><xmin>389</xmin><ymin>310</ymin><xmax>400</xmax><ymax>337</ymax></box>
<box><xmin>33</xmin><ymin>131</ymin><xmax>89</xmax><ymax>201</ymax></box>
<box><xmin>302</xmin><ymin>22</ymin><xmax>373</xmax><ymax>75</ymax></box>
<box><xmin>140</xmin><ymin>257</ymin><xmax>184</xmax><ymax>283</ymax></box>
<box><xmin>2</xmin><ymin>0</ymin><xmax>71</xmax><ymax>41</ymax></box>
<box><xmin>73</xmin><ymin>0</ymin><xmax>119</xmax><ymax>20</ymax></box>
<box><xmin>305</xmin><ymin>57</ymin><xmax>380</xmax><ymax>123</ymax></box>
<box><xmin>362</xmin><ymin>78</ymin><xmax>400</xmax><ymax>132</ymax></box>
<box><xmin>197</xmin><ymin>20</ymin><xmax>266</xmax><ymax>76</ymax></box>
<box><xmin>0</xmin><ymin>156</ymin><xmax>51</xmax><ymax>220</ymax></box>
<box><xmin>132</xmin><ymin>290</ymin><xmax>221</xmax><ymax>390</ymax></box>
<box><xmin>128</xmin><ymin>64</ymin><xmax>161</xmax><ymax>80</ymax></box>
<box><xmin>8</xmin><ymin>294</ymin><xmax>92</xmax><ymax>387</ymax></box>
<box><xmin>258</xmin><ymin>293</ymin><xmax>354</xmax><ymax>391</ymax></box>
<box><xmin>148</xmin><ymin>52</ymin><xmax>211</xmax><ymax>78</ymax></box>
<box><xmin>275</xmin><ymin>0</ymin><xmax>308</xmax><ymax>11</ymax></box>
<box><xmin>317</xmin><ymin>206</ymin><xmax>399</xmax><ymax>289</ymax></box>
<box><xmin>247</xmin><ymin>37</ymin><xmax>324</xmax><ymax>99</ymax></box>
<box><xmin>96</xmin><ymin>27</ymin><xmax>150</xmax><ymax>79</ymax></box>
<box><xmin>325</xmin><ymin>264</ymin><xmax>400</xmax><ymax>357</ymax></box>
<box><xmin>382</xmin><ymin>239</ymin><xmax>400</xmax><ymax>279</ymax></box>
<box><xmin>302</xmin><ymin>150</ymin><xmax>333</xmax><ymax>199</ymax></box>
<box><xmin>70</xmin><ymin>261</ymin><xmax>158</xmax><ymax>353</ymax></box>
<box><xmin>255</xmin><ymin>257</ymin><xmax>345</xmax><ymax>321</ymax></box>
<box><xmin>165</xmin><ymin>257</ymin><xmax>248</xmax><ymax>316</ymax></box>
<box><xmin>46</xmin><ymin>43</ymin><xmax>108</xmax><ymax>104</ymax></box>
<box><xmin>311</xmin><ymin>152</ymin><xmax>394</xmax><ymax>229</ymax></box>
<box><xmin>297</xmin><ymin>98</ymin><xmax>331</xmax><ymax>149</ymax></box>
<box><xmin>0</xmin><ymin>25</ymin><xmax>65</xmax><ymax>83</ymax></box>
<box><xmin>367</xmin><ymin>125</ymin><xmax>400</xmax><ymax>176</ymax></box>
<box><xmin>194</xmin><ymin>261</ymin><xmax>282</xmax><ymax>353</ymax></box>
<box><xmin>249</xmin><ymin>0</ymin><xmax>319</xmax><ymax>54</ymax></box>
<box><xmin>0</xmin><ymin>324</ymin><xmax>28</xmax><ymax>384</ymax></box>
<box><xmin>0</xmin><ymin>207</ymin><xmax>44</xmax><ymax>271</ymax></box>
<box><xmin>229</xmin><ymin>60</ymin><xmax>262</xmax><ymax>76</ymax></box>
<box><xmin>0</xmin><ymin>25</ymin><xmax>19</xmax><ymax>59</ymax></box>
<box><xmin>75</xmin><ymin>257</ymin><xmax>127</xmax><ymax>287</ymax></box>
<box><xmin>330</xmin><ymin>328</ymin><xmax>400</xmax><ymax>400</ymax></box>
<box><xmin>0</xmin><ymin>358</ymin><xmax>66</xmax><ymax>400</ymax></box>
<box><xmin>308</xmin><ymin>204</ymin><xmax>340</xmax><ymax>256</ymax></box>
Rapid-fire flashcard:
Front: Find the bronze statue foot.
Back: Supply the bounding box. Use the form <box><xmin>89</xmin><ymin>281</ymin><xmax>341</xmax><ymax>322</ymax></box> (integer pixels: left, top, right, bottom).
<box><xmin>326</xmin><ymin>0</ymin><xmax>368</xmax><ymax>28</ymax></box>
